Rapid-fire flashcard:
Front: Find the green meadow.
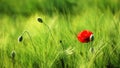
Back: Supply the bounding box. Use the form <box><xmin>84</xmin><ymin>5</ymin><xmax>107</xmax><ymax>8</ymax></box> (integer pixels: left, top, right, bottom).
<box><xmin>0</xmin><ymin>0</ymin><xmax>120</xmax><ymax>68</ymax></box>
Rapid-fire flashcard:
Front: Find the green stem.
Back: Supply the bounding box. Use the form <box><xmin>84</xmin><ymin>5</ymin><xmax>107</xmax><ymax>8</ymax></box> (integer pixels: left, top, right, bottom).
<box><xmin>43</xmin><ymin>23</ymin><xmax>55</xmax><ymax>41</ymax></box>
<box><xmin>21</xmin><ymin>30</ymin><xmax>36</xmax><ymax>53</ymax></box>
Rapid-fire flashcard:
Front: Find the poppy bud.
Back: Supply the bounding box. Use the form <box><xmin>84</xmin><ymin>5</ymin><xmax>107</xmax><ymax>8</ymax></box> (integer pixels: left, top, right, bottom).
<box><xmin>37</xmin><ymin>18</ymin><xmax>43</xmax><ymax>23</ymax></box>
<box><xmin>60</xmin><ymin>40</ymin><xmax>62</xmax><ymax>43</ymax></box>
<box><xmin>90</xmin><ymin>34</ymin><xmax>94</xmax><ymax>41</ymax></box>
<box><xmin>77</xmin><ymin>30</ymin><xmax>94</xmax><ymax>43</ymax></box>
<box><xmin>11</xmin><ymin>50</ymin><xmax>16</xmax><ymax>59</ymax></box>
<box><xmin>37</xmin><ymin>18</ymin><xmax>54</xmax><ymax>41</ymax></box>
<box><xmin>18</xmin><ymin>35</ymin><xmax>23</xmax><ymax>42</ymax></box>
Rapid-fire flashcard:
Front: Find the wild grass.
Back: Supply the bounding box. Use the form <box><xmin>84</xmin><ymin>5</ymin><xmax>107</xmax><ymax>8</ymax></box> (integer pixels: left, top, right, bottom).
<box><xmin>0</xmin><ymin>0</ymin><xmax>120</xmax><ymax>68</ymax></box>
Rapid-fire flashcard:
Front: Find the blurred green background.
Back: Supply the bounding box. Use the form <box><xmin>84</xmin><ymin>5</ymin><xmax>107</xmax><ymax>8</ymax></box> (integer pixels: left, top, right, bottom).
<box><xmin>0</xmin><ymin>0</ymin><xmax>120</xmax><ymax>16</ymax></box>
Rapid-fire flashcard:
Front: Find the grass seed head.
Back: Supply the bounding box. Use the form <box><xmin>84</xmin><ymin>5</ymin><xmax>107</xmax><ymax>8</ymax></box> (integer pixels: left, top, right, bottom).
<box><xmin>65</xmin><ymin>46</ymin><xmax>74</xmax><ymax>55</ymax></box>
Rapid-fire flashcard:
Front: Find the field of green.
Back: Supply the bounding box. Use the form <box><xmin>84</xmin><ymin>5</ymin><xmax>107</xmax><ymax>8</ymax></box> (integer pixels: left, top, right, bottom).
<box><xmin>0</xmin><ymin>0</ymin><xmax>120</xmax><ymax>68</ymax></box>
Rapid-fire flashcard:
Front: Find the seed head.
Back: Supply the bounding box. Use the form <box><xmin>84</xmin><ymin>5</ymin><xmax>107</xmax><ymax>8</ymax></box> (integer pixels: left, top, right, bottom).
<box><xmin>65</xmin><ymin>46</ymin><xmax>74</xmax><ymax>55</ymax></box>
<box><xmin>37</xmin><ymin>18</ymin><xmax>43</xmax><ymax>23</ymax></box>
<box><xmin>18</xmin><ymin>35</ymin><xmax>23</xmax><ymax>42</ymax></box>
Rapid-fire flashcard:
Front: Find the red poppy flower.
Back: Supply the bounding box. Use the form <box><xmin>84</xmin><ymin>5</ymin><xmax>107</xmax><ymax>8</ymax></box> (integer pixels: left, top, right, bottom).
<box><xmin>77</xmin><ymin>30</ymin><xmax>94</xmax><ymax>43</ymax></box>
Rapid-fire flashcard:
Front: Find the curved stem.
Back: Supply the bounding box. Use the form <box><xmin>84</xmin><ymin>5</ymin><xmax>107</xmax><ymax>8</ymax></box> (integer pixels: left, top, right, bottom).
<box><xmin>21</xmin><ymin>30</ymin><xmax>36</xmax><ymax>52</ymax></box>
<box><xmin>43</xmin><ymin>23</ymin><xmax>55</xmax><ymax>42</ymax></box>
